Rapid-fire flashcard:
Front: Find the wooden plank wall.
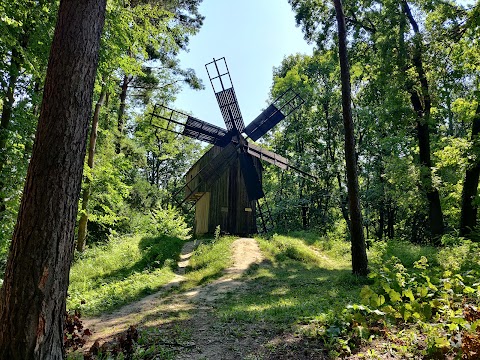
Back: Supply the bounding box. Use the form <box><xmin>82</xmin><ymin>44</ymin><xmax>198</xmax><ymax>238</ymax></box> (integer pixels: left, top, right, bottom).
<box><xmin>186</xmin><ymin>145</ymin><xmax>262</xmax><ymax>235</ymax></box>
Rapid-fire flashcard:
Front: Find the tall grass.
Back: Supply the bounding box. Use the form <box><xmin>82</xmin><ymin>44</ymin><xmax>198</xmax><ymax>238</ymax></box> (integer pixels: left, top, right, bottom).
<box><xmin>68</xmin><ymin>234</ymin><xmax>185</xmax><ymax>316</ymax></box>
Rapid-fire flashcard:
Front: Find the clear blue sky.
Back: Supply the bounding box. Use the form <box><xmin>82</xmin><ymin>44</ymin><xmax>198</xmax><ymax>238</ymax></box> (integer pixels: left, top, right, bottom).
<box><xmin>174</xmin><ymin>0</ymin><xmax>313</xmax><ymax>129</ymax></box>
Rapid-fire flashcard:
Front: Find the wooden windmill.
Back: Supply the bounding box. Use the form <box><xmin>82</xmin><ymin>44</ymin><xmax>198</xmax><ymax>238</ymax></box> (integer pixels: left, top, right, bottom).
<box><xmin>150</xmin><ymin>57</ymin><xmax>314</xmax><ymax>235</ymax></box>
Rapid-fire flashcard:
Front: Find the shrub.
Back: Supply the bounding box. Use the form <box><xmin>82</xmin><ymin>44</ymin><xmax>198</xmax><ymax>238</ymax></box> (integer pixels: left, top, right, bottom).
<box><xmin>326</xmin><ymin>255</ymin><xmax>480</xmax><ymax>357</ymax></box>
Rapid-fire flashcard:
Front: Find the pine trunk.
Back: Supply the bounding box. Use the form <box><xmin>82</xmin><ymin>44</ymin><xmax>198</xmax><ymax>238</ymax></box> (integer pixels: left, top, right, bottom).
<box><xmin>333</xmin><ymin>0</ymin><xmax>368</xmax><ymax>275</ymax></box>
<box><xmin>0</xmin><ymin>0</ymin><xmax>106</xmax><ymax>357</ymax></box>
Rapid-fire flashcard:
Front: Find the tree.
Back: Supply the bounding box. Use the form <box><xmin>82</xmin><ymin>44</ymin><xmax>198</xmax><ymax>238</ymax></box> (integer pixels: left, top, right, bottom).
<box><xmin>333</xmin><ymin>0</ymin><xmax>368</xmax><ymax>275</ymax></box>
<box><xmin>401</xmin><ymin>0</ymin><xmax>444</xmax><ymax>241</ymax></box>
<box><xmin>77</xmin><ymin>86</ymin><xmax>107</xmax><ymax>252</ymax></box>
<box><xmin>460</xmin><ymin>102</ymin><xmax>480</xmax><ymax>236</ymax></box>
<box><xmin>75</xmin><ymin>0</ymin><xmax>203</xmax><ymax>250</ymax></box>
<box><xmin>269</xmin><ymin>53</ymin><xmax>348</xmax><ymax>233</ymax></box>
<box><xmin>0</xmin><ymin>0</ymin><xmax>106</xmax><ymax>357</ymax></box>
<box><xmin>0</xmin><ymin>1</ymin><xmax>58</xmax><ymax>246</ymax></box>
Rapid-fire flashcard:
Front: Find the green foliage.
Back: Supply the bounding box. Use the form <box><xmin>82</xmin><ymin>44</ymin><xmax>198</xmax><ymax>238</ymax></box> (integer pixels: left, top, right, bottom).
<box><xmin>321</xmin><ymin>241</ymin><xmax>480</xmax><ymax>357</ymax></box>
<box><xmin>127</xmin><ymin>206</ymin><xmax>191</xmax><ymax>238</ymax></box>
<box><xmin>68</xmin><ymin>234</ymin><xmax>186</xmax><ymax>315</ymax></box>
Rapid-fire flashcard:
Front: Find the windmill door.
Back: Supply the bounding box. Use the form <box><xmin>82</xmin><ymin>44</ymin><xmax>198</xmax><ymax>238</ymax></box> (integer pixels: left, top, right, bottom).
<box><xmin>195</xmin><ymin>192</ymin><xmax>210</xmax><ymax>235</ymax></box>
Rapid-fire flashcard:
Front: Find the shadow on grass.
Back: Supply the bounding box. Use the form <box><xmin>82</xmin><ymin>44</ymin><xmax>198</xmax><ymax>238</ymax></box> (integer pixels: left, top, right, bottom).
<box><xmin>87</xmin><ymin>235</ymin><xmax>185</xmax><ymax>286</ymax></box>
<box><xmin>93</xmin><ymin>243</ymin><xmax>363</xmax><ymax>359</ymax></box>
<box><xmin>373</xmin><ymin>239</ymin><xmax>439</xmax><ymax>268</ymax></box>
<box><xmin>217</xmin><ymin>261</ymin><xmax>366</xmax><ymax>328</ymax></box>
<box><xmin>69</xmin><ymin>235</ymin><xmax>187</xmax><ymax>316</ymax></box>
<box><xmin>76</xmin><ymin>234</ymin><xmax>365</xmax><ymax>359</ymax></box>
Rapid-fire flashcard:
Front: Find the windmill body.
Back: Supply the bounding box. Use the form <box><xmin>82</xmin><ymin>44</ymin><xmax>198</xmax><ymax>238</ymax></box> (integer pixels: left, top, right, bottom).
<box><xmin>185</xmin><ymin>145</ymin><xmax>261</xmax><ymax>235</ymax></box>
<box><xmin>150</xmin><ymin>58</ymin><xmax>312</xmax><ymax>235</ymax></box>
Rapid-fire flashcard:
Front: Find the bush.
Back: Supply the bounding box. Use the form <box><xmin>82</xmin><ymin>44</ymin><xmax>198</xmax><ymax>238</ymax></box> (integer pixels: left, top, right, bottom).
<box><xmin>325</xmin><ymin>254</ymin><xmax>480</xmax><ymax>357</ymax></box>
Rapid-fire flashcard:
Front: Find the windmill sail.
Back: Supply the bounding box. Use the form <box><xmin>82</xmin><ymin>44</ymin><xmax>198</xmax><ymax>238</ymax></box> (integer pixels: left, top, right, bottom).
<box><xmin>244</xmin><ymin>88</ymin><xmax>304</xmax><ymax>141</ymax></box>
<box><xmin>246</xmin><ymin>143</ymin><xmax>288</xmax><ymax>170</ymax></box>
<box><xmin>247</xmin><ymin>143</ymin><xmax>317</xmax><ymax>180</ymax></box>
<box><xmin>238</xmin><ymin>152</ymin><xmax>265</xmax><ymax>201</ymax></box>
<box><xmin>183</xmin><ymin>116</ymin><xmax>231</xmax><ymax>146</ymax></box>
<box><xmin>206</xmin><ymin>58</ymin><xmax>245</xmax><ymax>133</ymax></box>
<box><xmin>150</xmin><ymin>104</ymin><xmax>230</xmax><ymax>146</ymax></box>
<box><xmin>215</xmin><ymin>88</ymin><xmax>244</xmax><ymax>133</ymax></box>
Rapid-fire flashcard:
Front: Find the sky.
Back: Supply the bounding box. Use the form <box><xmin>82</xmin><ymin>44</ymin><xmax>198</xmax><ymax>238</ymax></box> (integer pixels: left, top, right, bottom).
<box><xmin>174</xmin><ymin>0</ymin><xmax>313</xmax><ymax>129</ymax></box>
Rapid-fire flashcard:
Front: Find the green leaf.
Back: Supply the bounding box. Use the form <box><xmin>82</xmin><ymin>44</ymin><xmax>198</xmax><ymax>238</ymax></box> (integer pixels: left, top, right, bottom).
<box><xmin>403</xmin><ymin>288</ymin><xmax>415</xmax><ymax>302</ymax></box>
<box><xmin>417</xmin><ymin>286</ymin><xmax>429</xmax><ymax>298</ymax></box>
<box><xmin>388</xmin><ymin>289</ymin><xmax>402</xmax><ymax>302</ymax></box>
<box><xmin>434</xmin><ymin>336</ymin><xmax>450</xmax><ymax>349</ymax></box>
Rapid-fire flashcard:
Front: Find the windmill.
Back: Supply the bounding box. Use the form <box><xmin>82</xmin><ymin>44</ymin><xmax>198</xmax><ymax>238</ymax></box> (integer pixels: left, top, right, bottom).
<box><xmin>150</xmin><ymin>57</ymin><xmax>315</xmax><ymax>235</ymax></box>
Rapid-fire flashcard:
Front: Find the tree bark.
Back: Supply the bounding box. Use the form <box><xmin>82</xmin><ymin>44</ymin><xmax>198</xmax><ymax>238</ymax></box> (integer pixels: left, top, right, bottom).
<box><xmin>116</xmin><ymin>75</ymin><xmax>130</xmax><ymax>154</ymax></box>
<box><xmin>0</xmin><ymin>0</ymin><xmax>106</xmax><ymax>357</ymax></box>
<box><xmin>77</xmin><ymin>88</ymin><xmax>107</xmax><ymax>252</ymax></box>
<box><xmin>386</xmin><ymin>200</ymin><xmax>395</xmax><ymax>239</ymax></box>
<box><xmin>402</xmin><ymin>0</ymin><xmax>444</xmax><ymax>242</ymax></box>
<box><xmin>333</xmin><ymin>0</ymin><xmax>368</xmax><ymax>275</ymax></box>
<box><xmin>460</xmin><ymin>103</ymin><xmax>480</xmax><ymax>237</ymax></box>
<box><xmin>377</xmin><ymin>202</ymin><xmax>385</xmax><ymax>240</ymax></box>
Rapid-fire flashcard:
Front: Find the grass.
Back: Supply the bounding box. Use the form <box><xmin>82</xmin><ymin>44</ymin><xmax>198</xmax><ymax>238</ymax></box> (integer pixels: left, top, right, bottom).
<box><xmin>216</xmin><ymin>233</ymin><xmax>364</xmax><ymax>331</ymax></box>
<box><xmin>68</xmin><ymin>230</ymin><xmax>478</xmax><ymax>358</ymax></box>
<box><xmin>212</xmin><ymin>232</ymin><xmax>460</xmax><ymax>357</ymax></box>
<box><xmin>180</xmin><ymin>235</ymin><xmax>236</xmax><ymax>290</ymax></box>
<box><xmin>68</xmin><ymin>234</ymin><xmax>186</xmax><ymax>316</ymax></box>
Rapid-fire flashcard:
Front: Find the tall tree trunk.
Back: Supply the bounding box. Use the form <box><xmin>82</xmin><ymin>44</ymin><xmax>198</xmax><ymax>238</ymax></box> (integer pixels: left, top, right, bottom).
<box><xmin>460</xmin><ymin>103</ymin><xmax>480</xmax><ymax>237</ymax></box>
<box><xmin>0</xmin><ymin>47</ymin><xmax>24</xmax><ymax>218</ymax></box>
<box><xmin>0</xmin><ymin>0</ymin><xmax>106</xmax><ymax>357</ymax></box>
<box><xmin>386</xmin><ymin>200</ymin><xmax>395</xmax><ymax>239</ymax></box>
<box><xmin>77</xmin><ymin>88</ymin><xmax>107</xmax><ymax>252</ymax></box>
<box><xmin>325</xmin><ymin>100</ymin><xmax>351</xmax><ymax>232</ymax></box>
<box><xmin>116</xmin><ymin>75</ymin><xmax>129</xmax><ymax>154</ymax></box>
<box><xmin>377</xmin><ymin>203</ymin><xmax>385</xmax><ymax>239</ymax></box>
<box><xmin>402</xmin><ymin>0</ymin><xmax>444</xmax><ymax>242</ymax></box>
<box><xmin>333</xmin><ymin>0</ymin><xmax>368</xmax><ymax>275</ymax></box>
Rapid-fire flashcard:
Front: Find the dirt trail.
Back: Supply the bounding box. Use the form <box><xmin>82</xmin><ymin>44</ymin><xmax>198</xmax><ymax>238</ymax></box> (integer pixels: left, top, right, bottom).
<box><xmin>83</xmin><ymin>237</ymin><xmax>264</xmax><ymax>357</ymax></box>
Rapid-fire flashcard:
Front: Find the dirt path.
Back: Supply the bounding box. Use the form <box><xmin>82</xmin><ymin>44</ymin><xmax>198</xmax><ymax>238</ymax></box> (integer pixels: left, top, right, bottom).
<box><xmin>82</xmin><ymin>237</ymin><xmax>264</xmax><ymax>358</ymax></box>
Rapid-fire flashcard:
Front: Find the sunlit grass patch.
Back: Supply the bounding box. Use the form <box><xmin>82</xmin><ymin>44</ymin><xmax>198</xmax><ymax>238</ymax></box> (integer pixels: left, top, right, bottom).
<box><xmin>217</xmin><ymin>233</ymin><xmax>365</xmax><ymax>331</ymax></box>
<box><xmin>68</xmin><ymin>234</ymin><xmax>185</xmax><ymax>316</ymax></box>
<box><xmin>181</xmin><ymin>236</ymin><xmax>236</xmax><ymax>289</ymax></box>
<box><xmin>258</xmin><ymin>233</ymin><xmax>350</xmax><ymax>269</ymax></box>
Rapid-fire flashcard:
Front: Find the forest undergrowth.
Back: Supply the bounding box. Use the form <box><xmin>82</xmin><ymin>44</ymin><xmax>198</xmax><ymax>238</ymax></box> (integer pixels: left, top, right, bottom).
<box><xmin>66</xmin><ymin>230</ymin><xmax>480</xmax><ymax>359</ymax></box>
